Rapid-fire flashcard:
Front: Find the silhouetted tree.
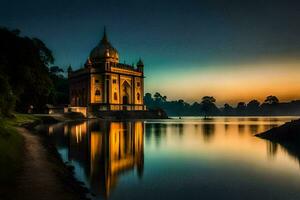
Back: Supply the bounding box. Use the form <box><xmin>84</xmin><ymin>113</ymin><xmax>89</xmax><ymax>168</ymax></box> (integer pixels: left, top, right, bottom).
<box><xmin>0</xmin><ymin>27</ymin><xmax>55</xmax><ymax>113</ymax></box>
<box><xmin>264</xmin><ymin>96</ymin><xmax>279</xmax><ymax>104</ymax></box>
<box><xmin>144</xmin><ymin>93</ymin><xmax>153</xmax><ymax>107</ymax></box>
<box><xmin>223</xmin><ymin>103</ymin><xmax>235</xmax><ymax>115</ymax></box>
<box><xmin>50</xmin><ymin>66</ymin><xmax>64</xmax><ymax>75</ymax></box>
<box><xmin>261</xmin><ymin>96</ymin><xmax>280</xmax><ymax>115</ymax></box>
<box><xmin>49</xmin><ymin>66</ymin><xmax>69</xmax><ymax>105</ymax></box>
<box><xmin>236</xmin><ymin>102</ymin><xmax>246</xmax><ymax>115</ymax></box>
<box><xmin>246</xmin><ymin>100</ymin><xmax>260</xmax><ymax>115</ymax></box>
<box><xmin>0</xmin><ymin>74</ymin><xmax>16</xmax><ymax>116</ymax></box>
<box><xmin>201</xmin><ymin>96</ymin><xmax>217</xmax><ymax>118</ymax></box>
<box><xmin>144</xmin><ymin>92</ymin><xmax>300</xmax><ymax>117</ymax></box>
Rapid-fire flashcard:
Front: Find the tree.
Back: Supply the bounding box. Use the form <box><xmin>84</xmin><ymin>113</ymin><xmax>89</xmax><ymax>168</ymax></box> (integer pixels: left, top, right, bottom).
<box><xmin>223</xmin><ymin>103</ymin><xmax>235</xmax><ymax>115</ymax></box>
<box><xmin>0</xmin><ymin>74</ymin><xmax>16</xmax><ymax>116</ymax></box>
<box><xmin>49</xmin><ymin>66</ymin><xmax>69</xmax><ymax>105</ymax></box>
<box><xmin>261</xmin><ymin>96</ymin><xmax>280</xmax><ymax>115</ymax></box>
<box><xmin>144</xmin><ymin>93</ymin><xmax>153</xmax><ymax>106</ymax></box>
<box><xmin>0</xmin><ymin>27</ymin><xmax>55</xmax><ymax>113</ymax></box>
<box><xmin>201</xmin><ymin>96</ymin><xmax>216</xmax><ymax>104</ymax></box>
<box><xmin>264</xmin><ymin>96</ymin><xmax>279</xmax><ymax>104</ymax></box>
<box><xmin>201</xmin><ymin>96</ymin><xmax>217</xmax><ymax>118</ymax></box>
<box><xmin>236</xmin><ymin>102</ymin><xmax>246</xmax><ymax>115</ymax></box>
<box><xmin>246</xmin><ymin>100</ymin><xmax>260</xmax><ymax>115</ymax></box>
<box><xmin>153</xmin><ymin>92</ymin><xmax>167</xmax><ymax>103</ymax></box>
<box><xmin>50</xmin><ymin>66</ymin><xmax>64</xmax><ymax>75</ymax></box>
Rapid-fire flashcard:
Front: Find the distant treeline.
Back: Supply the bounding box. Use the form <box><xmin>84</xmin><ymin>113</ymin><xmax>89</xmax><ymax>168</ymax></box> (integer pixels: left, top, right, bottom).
<box><xmin>0</xmin><ymin>27</ymin><xmax>68</xmax><ymax>116</ymax></box>
<box><xmin>145</xmin><ymin>93</ymin><xmax>300</xmax><ymax>116</ymax></box>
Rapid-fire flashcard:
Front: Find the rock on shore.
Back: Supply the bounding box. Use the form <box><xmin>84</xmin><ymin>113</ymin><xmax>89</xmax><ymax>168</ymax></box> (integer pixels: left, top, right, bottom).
<box><xmin>256</xmin><ymin>119</ymin><xmax>300</xmax><ymax>142</ymax></box>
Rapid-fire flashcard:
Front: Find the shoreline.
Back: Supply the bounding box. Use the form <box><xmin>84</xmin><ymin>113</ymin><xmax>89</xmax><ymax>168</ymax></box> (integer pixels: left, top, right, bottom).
<box><xmin>255</xmin><ymin>118</ymin><xmax>300</xmax><ymax>141</ymax></box>
<box><xmin>4</xmin><ymin>114</ymin><xmax>299</xmax><ymax>200</ymax></box>
<box><xmin>255</xmin><ymin>118</ymin><xmax>300</xmax><ymax>162</ymax></box>
<box><xmin>3</xmin><ymin>114</ymin><xmax>90</xmax><ymax>200</ymax></box>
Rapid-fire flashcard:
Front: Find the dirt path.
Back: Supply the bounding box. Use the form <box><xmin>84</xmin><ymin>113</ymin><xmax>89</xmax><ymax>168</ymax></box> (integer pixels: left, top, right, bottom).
<box><xmin>15</xmin><ymin>128</ymin><xmax>83</xmax><ymax>200</ymax></box>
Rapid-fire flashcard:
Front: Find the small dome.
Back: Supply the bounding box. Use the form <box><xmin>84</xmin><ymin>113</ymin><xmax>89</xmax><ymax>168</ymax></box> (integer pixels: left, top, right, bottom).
<box><xmin>89</xmin><ymin>28</ymin><xmax>119</xmax><ymax>63</ymax></box>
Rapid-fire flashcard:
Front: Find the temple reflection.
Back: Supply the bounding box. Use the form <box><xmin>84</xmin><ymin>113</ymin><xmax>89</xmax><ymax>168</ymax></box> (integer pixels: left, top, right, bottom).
<box><xmin>48</xmin><ymin>120</ymin><xmax>144</xmax><ymax>199</ymax></box>
<box><xmin>44</xmin><ymin>117</ymin><xmax>300</xmax><ymax>200</ymax></box>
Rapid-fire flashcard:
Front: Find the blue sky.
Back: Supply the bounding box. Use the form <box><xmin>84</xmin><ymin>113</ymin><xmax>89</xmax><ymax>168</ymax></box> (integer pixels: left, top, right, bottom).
<box><xmin>1</xmin><ymin>0</ymin><xmax>300</xmax><ymax>104</ymax></box>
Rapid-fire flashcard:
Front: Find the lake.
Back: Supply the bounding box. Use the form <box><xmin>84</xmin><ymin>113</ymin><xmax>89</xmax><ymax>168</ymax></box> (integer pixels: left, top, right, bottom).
<box><xmin>42</xmin><ymin>117</ymin><xmax>300</xmax><ymax>200</ymax></box>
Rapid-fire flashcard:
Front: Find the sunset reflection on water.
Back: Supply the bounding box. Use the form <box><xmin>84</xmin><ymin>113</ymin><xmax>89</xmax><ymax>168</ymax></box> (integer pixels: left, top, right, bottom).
<box><xmin>45</xmin><ymin>117</ymin><xmax>300</xmax><ymax>200</ymax></box>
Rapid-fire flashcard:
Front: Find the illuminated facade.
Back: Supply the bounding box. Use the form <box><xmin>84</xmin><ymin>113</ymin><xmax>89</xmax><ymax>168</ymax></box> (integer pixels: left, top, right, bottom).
<box><xmin>68</xmin><ymin>29</ymin><xmax>145</xmax><ymax>111</ymax></box>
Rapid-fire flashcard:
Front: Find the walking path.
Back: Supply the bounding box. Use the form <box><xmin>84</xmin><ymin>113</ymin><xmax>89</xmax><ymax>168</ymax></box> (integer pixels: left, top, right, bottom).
<box><xmin>15</xmin><ymin>128</ymin><xmax>82</xmax><ymax>200</ymax></box>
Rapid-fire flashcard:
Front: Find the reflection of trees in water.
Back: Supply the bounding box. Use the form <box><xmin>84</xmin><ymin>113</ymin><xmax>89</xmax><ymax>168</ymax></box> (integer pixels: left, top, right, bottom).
<box><xmin>49</xmin><ymin>120</ymin><xmax>145</xmax><ymax>199</ymax></box>
<box><xmin>171</xmin><ymin>123</ymin><xmax>184</xmax><ymax>137</ymax></box>
<box><xmin>224</xmin><ymin>124</ymin><xmax>229</xmax><ymax>133</ymax></box>
<box><xmin>194</xmin><ymin>124</ymin><xmax>200</xmax><ymax>132</ymax></box>
<box><xmin>266</xmin><ymin>141</ymin><xmax>278</xmax><ymax>158</ymax></box>
<box><xmin>145</xmin><ymin>123</ymin><xmax>167</xmax><ymax>147</ymax></box>
<box><xmin>238</xmin><ymin>124</ymin><xmax>245</xmax><ymax>134</ymax></box>
<box><xmin>277</xmin><ymin>143</ymin><xmax>300</xmax><ymax>168</ymax></box>
<box><xmin>265</xmin><ymin>139</ymin><xmax>300</xmax><ymax>169</ymax></box>
<box><xmin>178</xmin><ymin>123</ymin><xmax>184</xmax><ymax>136</ymax></box>
<box><xmin>249</xmin><ymin>124</ymin><xmax>259</xmax><ymax>134</ymax></box>
<box><xmin>202</xmin><ymin>123</ymin><xmax>215</xmax><ymax>142</ymax></box>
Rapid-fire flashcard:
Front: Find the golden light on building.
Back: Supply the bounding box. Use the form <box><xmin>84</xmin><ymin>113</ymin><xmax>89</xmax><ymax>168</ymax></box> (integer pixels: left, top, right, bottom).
<box><xmin>64</xmin><ymin>120</ymin><xmax>144</xmax><ymax>198</ymax></box>
<box><xmin>90</xmin><ymin>131</ymin><xmax>102</xmax><ymax>174</ymax></box>
<box><xmin>68</xmin><ymin>28</ymin><xmax>145</xmax><ymax>112</ymax></box>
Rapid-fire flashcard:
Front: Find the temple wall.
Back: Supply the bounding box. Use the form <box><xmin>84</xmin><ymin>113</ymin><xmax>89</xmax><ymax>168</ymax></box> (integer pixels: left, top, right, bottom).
<box><xmin>110</xmin><ymin>74</ymin><xmax>120</xmax><ymax>104</ymax></box>
<box><xmin>134</xmin><ymin>77</ymin><xmax>143</xmax><ymax>105</ymax></box>
<box><xmin>90</xmin><ymin>74</ymin><xmax>104</xmax><ymax>104</ymax></box>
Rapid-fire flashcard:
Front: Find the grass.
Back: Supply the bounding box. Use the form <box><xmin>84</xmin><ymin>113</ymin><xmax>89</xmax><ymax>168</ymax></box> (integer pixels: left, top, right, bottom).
<box><xmin>0</xmin><ymin>114</ymin><xmax>40</xmax><ymax>194</ymax></box>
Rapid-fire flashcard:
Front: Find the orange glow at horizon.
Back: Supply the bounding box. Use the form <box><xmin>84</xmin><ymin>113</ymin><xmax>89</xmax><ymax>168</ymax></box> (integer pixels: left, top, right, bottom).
<box><xmin>146</xmin><ymin>60</ymin><xmax>300</xmax><ymax>105</ymax></box>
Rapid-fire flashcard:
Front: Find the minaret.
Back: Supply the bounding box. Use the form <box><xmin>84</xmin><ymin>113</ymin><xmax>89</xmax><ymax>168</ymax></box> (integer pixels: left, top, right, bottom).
<box><xmin>137</xmin><ymin>58</ymin><xmax>144</xmax><ymax>73</ymax></box>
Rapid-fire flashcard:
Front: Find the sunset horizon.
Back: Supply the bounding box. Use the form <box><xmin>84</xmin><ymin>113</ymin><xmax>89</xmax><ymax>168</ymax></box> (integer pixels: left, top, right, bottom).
<box><xmin>1</xmin><ymin>1</ymin><xmax>300</xmax><ymax>200</ymax></box>
<box><xmin>2</xmin><ymin>0</ymin><xmax>300</xmax><ymax>104</ymax></box>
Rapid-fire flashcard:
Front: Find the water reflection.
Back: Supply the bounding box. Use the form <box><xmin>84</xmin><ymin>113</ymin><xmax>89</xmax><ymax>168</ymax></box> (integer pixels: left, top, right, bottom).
<box><xmin>45</xmin><ymin>117</ymin><xmax>300</xmax><ymax>200</ymax></box>
<box><xmin>202</xmin><ymin>123</ymin><xmax>215</xmax><ymax>142</ymax></box>
<box><xmin>267</xmin><ymin>141</ymin><xmax>278</xmax><ymax>159</ymax></box>
<box><xmin>47</xmin><ymin>120</ymin><xmax>144</xmax><ymax>199</ymax></box>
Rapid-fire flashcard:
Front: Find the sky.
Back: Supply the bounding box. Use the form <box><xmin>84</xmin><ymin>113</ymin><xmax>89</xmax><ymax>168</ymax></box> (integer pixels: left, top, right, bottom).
<box><xmin>1</xmin><ymin>0</ymin><xmax>300</xmax><ymax>105</ymax></box>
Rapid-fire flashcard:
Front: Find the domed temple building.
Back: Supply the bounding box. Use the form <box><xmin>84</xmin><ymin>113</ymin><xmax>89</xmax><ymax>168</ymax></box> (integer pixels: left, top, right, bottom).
<box><xmin>68</xmin><ymin>29</ymin><xmax>145</xmax><ymax>115</ymax></box>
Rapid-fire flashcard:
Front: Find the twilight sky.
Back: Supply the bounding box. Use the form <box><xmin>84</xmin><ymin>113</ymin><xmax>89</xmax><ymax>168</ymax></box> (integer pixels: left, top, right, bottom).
<box><xmin>1</xmin><ymin>0</ymin><xmax>300</xmax><ymax>105</ymax></box>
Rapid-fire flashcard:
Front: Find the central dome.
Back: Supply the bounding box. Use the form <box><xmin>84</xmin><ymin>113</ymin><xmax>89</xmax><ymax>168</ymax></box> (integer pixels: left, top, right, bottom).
<box><xmin>89</xmin><ymin>29</ymin><xmax>119</xmax><ymax>63</ymax></box>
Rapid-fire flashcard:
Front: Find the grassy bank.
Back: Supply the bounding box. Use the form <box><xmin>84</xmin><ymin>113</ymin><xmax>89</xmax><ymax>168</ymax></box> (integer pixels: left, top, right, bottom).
<box><xmin>0</xmin><ymin>113</ymin><xmax>89</xmax><ymax>199</ymax></box>
<box><xmin>0</xmin><ymin>114</ymin><xmax>39</xmax><ymax>195</ymax></box>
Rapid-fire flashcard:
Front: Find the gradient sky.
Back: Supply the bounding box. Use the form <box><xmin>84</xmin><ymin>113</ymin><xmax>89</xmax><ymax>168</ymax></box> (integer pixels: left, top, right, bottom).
<box><xmin>1</xmin><ymin>0</ymin><xmax>300</xmax><ymax>105</ymax></box>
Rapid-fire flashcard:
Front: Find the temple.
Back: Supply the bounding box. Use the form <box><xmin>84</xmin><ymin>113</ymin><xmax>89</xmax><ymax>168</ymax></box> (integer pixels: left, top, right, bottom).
<box><xmin>68</xmin><ymin>28</ymin><xmax>145</xmax><ymax>114</ymax></box>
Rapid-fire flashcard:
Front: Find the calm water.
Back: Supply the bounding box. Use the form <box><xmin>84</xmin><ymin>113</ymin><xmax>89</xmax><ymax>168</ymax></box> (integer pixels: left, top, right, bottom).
<box><xmin>42</xmin><ymin>117</ymin><xmax>300</xmax><ymax>200</ymax></box>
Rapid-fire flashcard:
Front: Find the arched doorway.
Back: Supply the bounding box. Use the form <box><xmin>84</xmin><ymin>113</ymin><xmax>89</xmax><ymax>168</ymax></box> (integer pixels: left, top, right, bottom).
<box><xmin>122</xmin><ymin>80</ymin><xmax>131</xmax><ymax>110</ymax></box>
<box><xmin>123</xmin><ymin>95</ymin><xmax>129</xmax><ymax>104</ymax></box>
<box><xmin>123</xmin><ymin>95</ymin><xmax>129</xmax><ymax>110</ymax></box>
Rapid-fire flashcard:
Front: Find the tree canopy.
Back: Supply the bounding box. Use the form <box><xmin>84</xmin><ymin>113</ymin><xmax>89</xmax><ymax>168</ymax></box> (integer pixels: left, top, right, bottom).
<box><xmin>0</xmin><ymin>27</ymin><xmax>68</xmax><ymax>116</ymax></box>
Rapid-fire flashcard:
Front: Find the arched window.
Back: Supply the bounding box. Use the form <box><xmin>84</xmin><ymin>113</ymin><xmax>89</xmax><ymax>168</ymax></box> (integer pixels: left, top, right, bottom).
<box><xmin>95</xmin><ymin>90</ymin><xmax>101</xmax><ymax>96</ymax></box>
<box><xmin>137</xmin><ymin>93</ymin><xmax>140</xmax><ymax>101</ymax></box>
<box><xmin>95</xmin><ymin>89</ymin><xmax>101</xmax><ymax>102</ymax></box>
<box><xmin>114</xmin><ymin>92</ymin><xmax>118</xmax><ymax>100</ymax></box>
